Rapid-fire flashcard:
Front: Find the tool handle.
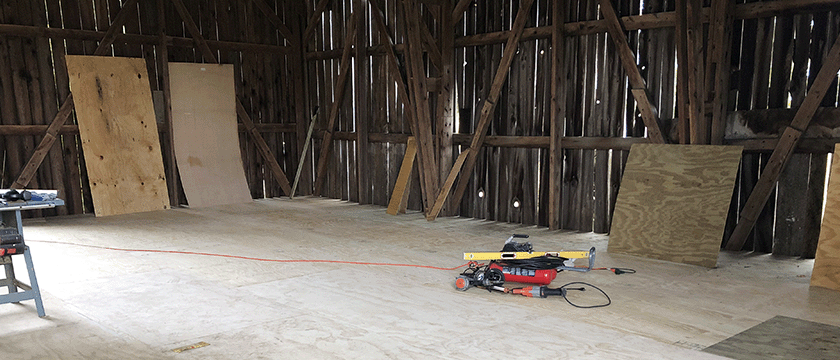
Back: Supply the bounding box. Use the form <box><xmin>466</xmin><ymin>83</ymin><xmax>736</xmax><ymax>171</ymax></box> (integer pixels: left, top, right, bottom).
<box><xmin>540</xmin><ymin>287</ymin><xmax>566</xmax><ymax>298</ymax></box>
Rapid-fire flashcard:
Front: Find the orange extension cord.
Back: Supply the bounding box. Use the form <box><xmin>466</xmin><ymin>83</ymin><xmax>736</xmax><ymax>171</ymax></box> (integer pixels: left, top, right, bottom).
<box><xmin>27</xmin><ymin>239</ymin><xmax>472</xmax><ymax>271</ymax></box>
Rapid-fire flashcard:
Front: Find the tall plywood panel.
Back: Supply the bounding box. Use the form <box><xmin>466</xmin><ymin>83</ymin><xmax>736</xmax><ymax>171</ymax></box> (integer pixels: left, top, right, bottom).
<box><xmin>169</xmin><ymin>63</ymin><xmax>252</xmax><ymax>208</ymax></box>
<box><xmin>812</xmin><ymin>144</ymin><xmax>840</xmax><ymax>291</ymax></box>
<box><xmin>608</xmin><ymin>144</ymin><xmax>742</xmax><ymax>267</ymax></box>
<box><xmin>66</xmin><ymin>56</ymin><xmax>170</xmax><ymax>217</ymax></box>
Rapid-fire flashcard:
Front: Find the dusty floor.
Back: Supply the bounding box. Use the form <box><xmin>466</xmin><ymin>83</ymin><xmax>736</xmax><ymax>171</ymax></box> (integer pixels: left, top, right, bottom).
<box><xmin>1</xmin><ymin>197</ymin><xmax>839</xmax><ymax>359</ymax></box>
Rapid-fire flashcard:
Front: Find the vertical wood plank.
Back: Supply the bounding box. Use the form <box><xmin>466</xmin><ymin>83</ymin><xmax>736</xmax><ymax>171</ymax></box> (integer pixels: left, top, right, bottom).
<box><xmin>354</xmin><ymin>0</ymin><xmax>370</xmax><ymax>204</ymax></box>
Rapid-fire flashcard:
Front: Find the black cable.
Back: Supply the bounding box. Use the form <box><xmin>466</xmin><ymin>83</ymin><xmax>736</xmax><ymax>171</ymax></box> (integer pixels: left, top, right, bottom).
<box><xmin>496</xmin><ymin>255</ymin><xmax>567</xmax><ymax>270</ymax></box>
<box><xmin>559</xmin><ymin>282</ymin><xmax>611</xmax><ymax>308</ymax></box>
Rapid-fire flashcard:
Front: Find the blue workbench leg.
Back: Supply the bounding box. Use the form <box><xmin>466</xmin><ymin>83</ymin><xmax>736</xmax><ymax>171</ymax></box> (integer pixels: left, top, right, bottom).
<box><xmin>22</xmin><ymin>247</ymin><xmax>45</xmax><ymax>317</ymax></box>
<box><xmin>3</xmin><ymin>256</ymin><xmax>17</xmax><ymax>295</ymax></box>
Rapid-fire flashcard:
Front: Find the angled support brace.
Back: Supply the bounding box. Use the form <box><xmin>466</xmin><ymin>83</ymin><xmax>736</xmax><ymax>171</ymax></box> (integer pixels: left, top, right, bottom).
<box><xmin>432</xmin><ymin>0</ymin><xmax>536</xmax><ymax>220</ymax></box>
<box><xmin>725</xmin><ymin>33</ymin><xmax>840</xmax><ymax>251</ymax></box>
<box><xmin>12</xmin><ymin>0</ymin><xmax>139</xmax><ymax>189</ymax></box>
<box><xmin>599</xmin><ymin>0</ymin><xmax>665</xmax><ymax>144</ymax></box>
<box><xmin>312</xmin><ymin>12</ymin><xmax>357</xmax><ymax>196</ymax></box>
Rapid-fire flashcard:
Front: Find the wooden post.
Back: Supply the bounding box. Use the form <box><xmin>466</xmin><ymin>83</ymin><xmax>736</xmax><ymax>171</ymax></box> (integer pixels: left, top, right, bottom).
<box><xmin>312</xmin><ymin>12</ymin><xmax>357</xmax><ymax>197</ymax></box>
<box><xmin>725</xmin><ymin>33</ymin><xmax>840</xmax><ymax>251</ymax></box>
<box><xmin>452</xmin><ymin>0</ymin><xmax>472</xmax><ymax>25</ymax></box>
<box><xmin>685</xmin><ymin>0</ymin><xmax>706</xmax><ymax>144</ymax></box>
<box><xmin>598</xmin><ymin>0</ymin><xmax>665</xmax><ymax>144</ymax></box>
<box><xmin>403</xmin><ymin>0</ymin><xmax>440</xmax><ymax>212</ymax></box>
<box><xmin>436</xmin><ymin>0</ymin><xmax>456</xmax><ymax>216</ymax></box>
<box><xmin>436</xmin><ymin>0</ymin><xmax>536</xmax><ymax>220</ymax></box>
<box><xmin>157</xmin><ymin>0</ymin><xmax>179</xmax><ymax>207</ymax></box>
<box><xmin>354</xmin><ymin>0</ymin><xmax>370</xmax><ymax>204</ymax></box>
<box><xmin>288</xmin><ymin>2</ymin><xmax>313</xmax><ymax>196</ymax></box>
<box><xmin>548</xmin><ymin>0</ymin><xmax>566</xmax><ymax>230</ymax></box>
<box><xmin>706</xmin><ymin>0</ymin><xmax>733</xmax><ymax>145</ymax></box>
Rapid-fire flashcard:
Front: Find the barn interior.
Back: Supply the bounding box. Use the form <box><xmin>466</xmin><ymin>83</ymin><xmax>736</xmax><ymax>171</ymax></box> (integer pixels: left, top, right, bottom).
<box><xmin>1</xmin><ymin>0</ymin><xmax>840</xmax><ymax>359</ymax></box>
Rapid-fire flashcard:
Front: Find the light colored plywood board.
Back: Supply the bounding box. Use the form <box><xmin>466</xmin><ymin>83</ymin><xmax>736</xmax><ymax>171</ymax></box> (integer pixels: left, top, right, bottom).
<box><xmin>608</xmin><ymin>144</ymin><xmax>742</xmax><ymax>267</ymax></box>
<box><xmin>66</xmin><ymin>56</ymin><xmax>169</xmax><ymax>217</ymax></box>
<box><xmin>168</xmin><ymin>63</ymin><xmax>252</xmax><ymax>208</ymax></box>
<box><xmin>812</xmin><ymin>144</ymin><xmax>840</xmax><ymax>291</ymax></box>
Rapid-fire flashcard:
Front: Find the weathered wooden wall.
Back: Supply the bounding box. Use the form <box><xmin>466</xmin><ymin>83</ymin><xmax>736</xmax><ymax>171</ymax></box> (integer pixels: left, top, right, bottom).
<box><xmin>1</xmin><ymin>0</ymin><xmax>839</xmax><ymax>258</ymax></box>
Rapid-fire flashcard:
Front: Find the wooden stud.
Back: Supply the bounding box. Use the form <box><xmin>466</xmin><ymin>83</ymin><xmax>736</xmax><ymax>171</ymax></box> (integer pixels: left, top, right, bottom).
<box><xmin>598</xmin><ymin>0</ymin><xmax>664</xmax><ymax>144</ymax></box>
<box><xmin>685</xmin><ymin>0</ymin><xmax>706</xmax><ymax>144</ymax></box>
<box><xmin>312</xmin><ymin>12</ymin><xmax>356</xmax><ymax>197</ymax></box>
<box><xmin>171</xmin><ymin>0</ymin><xmax>216</xmax><ymax>62</ymax></box>
<box><xmin>435</xmin><ymin>0</ymin><xmax>456</xmax><ymax>216</ymax></box>
<box><xmin>706</xmin><ymin>0</ymin><xmax>733</xmax><ymax>145</ymax></box>
<box><xmin>548</xmin><ymin>0</ymin><xmax>566</xmax><ymax>230</ymax></box>
<box><xmin>726</xmin><ymin>33</ymin><xmax>840</xmax><ymax>251</ymax></box>
<box><xmin>404</xmin><ymin>0</ymin><xmax>440</xmax><ymax>212</ymax></box>
<box><xmin>440</xmin><ymin>0</ymin><xmax>535</xmax><ymax>219</ymax></box>
<box><xmin>354</xmin><ymin>0</ymin><xmax>370</xmax><ymax>204</ymax></box>
<box><xmin>157</xmin><ymin>0</ymin><xmax>179</xmax><ymax>207</ymax></box>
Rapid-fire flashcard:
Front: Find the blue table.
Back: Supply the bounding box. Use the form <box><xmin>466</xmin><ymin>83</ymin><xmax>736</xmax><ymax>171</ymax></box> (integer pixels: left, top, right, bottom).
<box><xmin>0</xmin><ymin>194</ymin><xmax>64</xmax><ymax>318</ymax></box>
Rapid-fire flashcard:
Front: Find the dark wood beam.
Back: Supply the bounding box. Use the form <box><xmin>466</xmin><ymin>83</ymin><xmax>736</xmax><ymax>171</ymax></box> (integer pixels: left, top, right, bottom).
<box><xmin>404</xmin><ymin>0</ymin><xmax>440</xmax><ymax>212</ymax></box>
<box><xmin>725</xmin><ymin>33</ymin><xmax>840</xmax><ymax>251</ymax></box>
<box><xmin>236</xmin><ymin>100</ymin><xmax>292</xmax><ymax>195</ymax></box>
<box><xmin>312</xmin><ymin>12</ymin><xmax>357</xmax><ymax>196</ymax></box>
<box><xmin>354</xmin><ymin>0</ymin><xmax>370</xmax><ymax>204</ymax></box>
<box><xmin>171</xmin><ymin>0</ymin><xmax>217</xmax><ymax>62</ymax></box>
<box><xmin>370</xmin><ymin>0</ymin><xmax>434</xmax><ymax>207</ymax></box>
<box><xmin>434</xmin><ymin>0</ymin><xmax>456</xmax><ymax>217</ymax></box>
<box><xmin>548</xmin><ymin>0</ymin><xmax>566</xmax><ymax>230</ymax></box>
<box><xmin>684</xmin><ymin>0</ymin><xmax>706</xmax><ymax>144</ymax></box>
<box><xmin>707</xmin><ymin>0</ymin><xmax>733</xmax><ymax>145</ymax></box>
<box><xmin>452</xmin><ymin>0</ymin><xmax>472</xmax><ymax>25</ymax></box>
<box><xmin>302</xmin><ymin>0</ymin><xmax>331</xmax><ymax>46</ymax></box>
<box><xmin>157</xmin><ymin>0</ymin><xmax>178</xmax><ymax>207</ymax></box>
<box><xmin>252</xmin><ymin>0</ymin><xmax>295</xmax><ymax>45</ymax></box>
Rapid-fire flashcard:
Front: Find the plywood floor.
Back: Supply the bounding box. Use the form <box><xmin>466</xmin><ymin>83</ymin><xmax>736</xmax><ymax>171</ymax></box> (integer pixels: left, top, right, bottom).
<box><xmin>1</xmin><ymin>198</ymin><xmax>839</xmax><ymax>359</ymax></box>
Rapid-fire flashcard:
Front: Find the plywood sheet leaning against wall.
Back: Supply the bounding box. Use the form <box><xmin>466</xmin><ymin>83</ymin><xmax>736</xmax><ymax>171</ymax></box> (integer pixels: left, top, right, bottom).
<box><xmin>812</xmin><ymin>144</ymin><xmax>840</xmax><ymax>291</ymax></box>
<box><xmin>168</xmin><ymin>63</ymin><xmax>252</xmax><ymax>208</ymax></box>
<box><xmin>608</xmin><ymin>144</ymin><xmax>743</xmax><ymax>268</ymax></box>
<box><xmin>65</xmin><ymin>56</ymin><xmax>170</xmax><ymax>217</ymax></box>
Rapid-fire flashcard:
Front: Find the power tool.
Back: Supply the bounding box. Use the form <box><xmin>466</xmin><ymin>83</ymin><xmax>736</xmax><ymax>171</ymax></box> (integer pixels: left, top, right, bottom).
<box><xmin>458</xmin><ymin>234</ymin><xmax>595</xmax><ymax>287</ymax></box>
<box><xmin>453</xmin><ymin>235</ymin><xmax>614</xmax><ymax>307</ymax></box>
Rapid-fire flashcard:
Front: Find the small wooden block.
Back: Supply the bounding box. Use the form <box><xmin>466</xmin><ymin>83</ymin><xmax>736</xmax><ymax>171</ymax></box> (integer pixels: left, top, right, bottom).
<box><xmin>386</xmin><ymin>138</ymin><xmax>417</xmax><ymax>215</ymax></box>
